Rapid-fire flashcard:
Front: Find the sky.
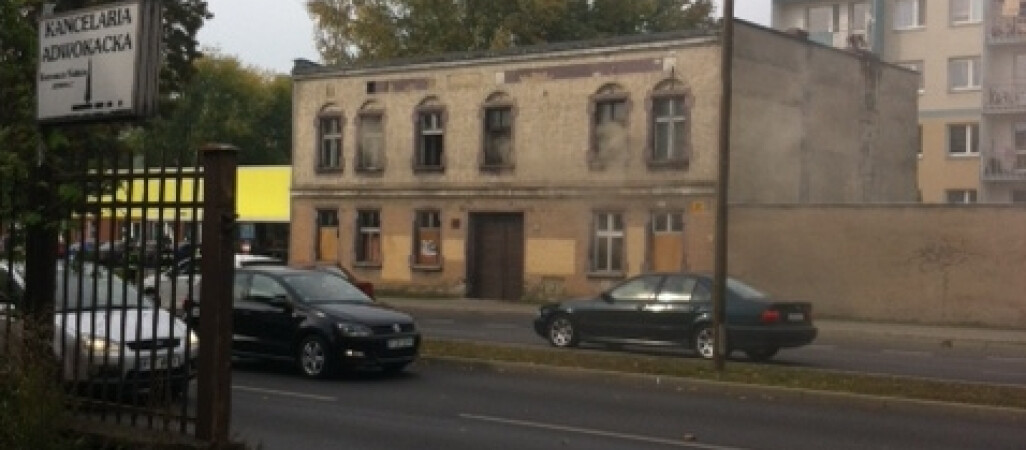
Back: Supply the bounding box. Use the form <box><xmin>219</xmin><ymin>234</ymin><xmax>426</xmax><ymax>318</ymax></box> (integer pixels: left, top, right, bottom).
<box><xmin>197</xmin><ymin>0</ymin><xmax>772</xmax><ymax>75</ymax></box>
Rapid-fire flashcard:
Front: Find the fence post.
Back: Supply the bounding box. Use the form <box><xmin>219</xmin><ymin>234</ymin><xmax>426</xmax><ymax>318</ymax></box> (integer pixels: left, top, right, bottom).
<box><xmin>23</xmin><ymin>162</ymin><xmax>58</xmax><ymax>356</ymax></box>
<box><xmin>195</xmin><ymin>144</ymin><xmax>237</xmax><ymax>445</ymax></box>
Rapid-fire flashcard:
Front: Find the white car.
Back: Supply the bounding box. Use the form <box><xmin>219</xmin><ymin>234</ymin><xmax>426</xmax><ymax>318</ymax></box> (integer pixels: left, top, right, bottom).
<box><xmin>141</xmin><ymin>253</ymin><xmax>282</xmax><ymax>314</ymax></box>
<box><xmin>1</xmin><ymin>261</ymin><xmax>197</xmax><ymax>395</ymax></box>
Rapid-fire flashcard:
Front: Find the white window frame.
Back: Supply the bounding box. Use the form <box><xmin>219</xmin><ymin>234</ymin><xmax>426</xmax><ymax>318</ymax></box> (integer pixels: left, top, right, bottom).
<box><xmin>850</xmin><ymin>2</ymin><xmax>870</xmax><ymax>33</ymax></box>
<box><xmin>652</xmin><ymin>96</ymin><xmax>688</xmax><ymax>162</ymax></box>
<box><xmin>355</xmin><ymin>209</ymin><xmax>381</xmax><ymax>265</ymax></box>
<box><xmin>652</xmin><ymin>212</ymin><xmax>684</xmax><ymax>234</ymax></box>
<box><xmin>950</xmin><ymin>0</ymin><xmax>984</xmax><ymax>25</ymax></box>
<box><xmin>591</xmin><ymin>212</ymin><xmax>624</xmax><ymax>273</ymax></box>
<box><xmin>318</xmin><ymin>115</ymin><xmax>342</xmax><ymax>170</ymax></box>
<box><xmin>417</xmin><ymin>110</ymin><xmax>445</xmax><ymax>169</ymax></box>
<box><xmin>894</xmin><ymin>0</ymin><xmax>925</xmax><ymax>30</ymax></box>
<box><xmin>948</xmin><ymin>57</ymin><xmax>981</xmax><ymax>91</ymax></box>
<box><xmin>947</xmin><ymin>123</ymin><xmax>980</xmax><ymax>156</ymax></box>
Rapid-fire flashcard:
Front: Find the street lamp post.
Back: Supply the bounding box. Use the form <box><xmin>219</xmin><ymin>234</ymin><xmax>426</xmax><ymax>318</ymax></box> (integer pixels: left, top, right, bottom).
<box><xmin>713</xmin><ymin>0</ymin><xmax>735</xmax><ymax>372</ymax></box>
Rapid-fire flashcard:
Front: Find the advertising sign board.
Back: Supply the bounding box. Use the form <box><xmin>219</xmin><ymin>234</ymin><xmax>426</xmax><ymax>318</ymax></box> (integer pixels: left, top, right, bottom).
<box><xmin>37</xmin><ymin>0</ymin><xmax>161</xmax><ymax>124</ymax></box>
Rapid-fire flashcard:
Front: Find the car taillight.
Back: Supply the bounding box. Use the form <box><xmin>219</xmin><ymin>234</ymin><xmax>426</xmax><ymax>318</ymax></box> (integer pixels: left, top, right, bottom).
<box><xmin>760</xmin><ymin>309</ymin><xmax>781</xmax><ymax>324</ymax></box>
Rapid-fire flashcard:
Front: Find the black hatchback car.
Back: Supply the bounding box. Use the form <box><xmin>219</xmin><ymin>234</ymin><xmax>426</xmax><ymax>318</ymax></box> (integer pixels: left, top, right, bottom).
<box><xmin>533</xmin><ymin>273</ymin><xmax>816</xmax><ymax>361</ymax></box>
<box><xmin>232</xmin><ymin>266</ymin><xmax>420</xmax><ymax>378</ymax></box>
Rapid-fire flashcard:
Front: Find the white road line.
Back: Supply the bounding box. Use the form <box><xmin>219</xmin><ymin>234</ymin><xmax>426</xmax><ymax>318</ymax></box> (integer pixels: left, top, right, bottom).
<box><xmin>459</xmin><ymin>413</ymin><xmax>749</xmax><ymax>450</ymax></box>
<box><xmin>986</xmin><ymin>356</ymin><xmax>1026</xmax><ymax>363</ymax></box>
<box><xmin>232</xmin><ymin>385</ymin><xmax>336</xmax><ymax>402</ymax></box>
<box><xmin>880</xmin><ymin>349</ymin><xmax>933</xmax><ymax>357</ymax></box>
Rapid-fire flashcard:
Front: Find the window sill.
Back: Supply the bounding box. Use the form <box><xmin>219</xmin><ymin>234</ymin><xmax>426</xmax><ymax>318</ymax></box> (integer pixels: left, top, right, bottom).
<box><xmin>587</xmin><ymin>271</ymin><xmax>625</xmax><ymax>280</ymax></box>
<box><xmin>950</xmin><ymin>21</ymin><xmax>982</xmax><ymax>27</ymax></box>
<box><xmin>413</xmin><ymin>165</ymin><xmax>446</xmax><ymax>174</ymax></box>
<box><xmin>646</xmin><ymin>159</ymin><xmax>689</xmax><ymax>170</ymax></box>
<box><xmin>355</xmin><ymin>167</ymin><xmax>385</xmax><ymax>175</ymax></box>
<box><xmin>315</xmin><ymin>167</ymin><xmax>343</xmax><ymax>174</ymax></box>
<box><xmin>410</xmin><ymin>264</ymin><xmax>443</xmax><ymax>272</ymax></box>
<box><xmin>947</xmin><ymin>153</ymin><xmax>980</xmax><ymax>159</ymax></box>
<box><xmin>892</xmin><ymin>26</ymin><xmax>925</xmax><ymax>32</ymax></box>
<box><xmin>353</xmin><ymin>262</ymin><xmax>382</xmax><ymax>269</ymax></box>
<box><xmin>949</xmin><ymin>87</ymin><xmax>981</xmax><ymax>93</ymax></box>
<box><xmin>479</xmin><ymin>164</ymin><xmax>515</xmax><ymax>174</ymax></box>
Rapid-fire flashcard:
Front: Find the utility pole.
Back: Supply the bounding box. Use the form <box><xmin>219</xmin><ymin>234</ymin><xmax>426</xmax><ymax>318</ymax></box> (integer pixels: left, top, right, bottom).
<box><xmin>712</xmin><ymin>0</ymin><xmax>734</xmax><ymax>372</ymax></box>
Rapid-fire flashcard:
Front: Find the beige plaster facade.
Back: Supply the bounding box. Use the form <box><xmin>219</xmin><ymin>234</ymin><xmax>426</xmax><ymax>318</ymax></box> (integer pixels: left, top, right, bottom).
<box><xmin>289</xmin><ymin>22</ymin><xmax>917</xmax><ymax>300</ymax></box>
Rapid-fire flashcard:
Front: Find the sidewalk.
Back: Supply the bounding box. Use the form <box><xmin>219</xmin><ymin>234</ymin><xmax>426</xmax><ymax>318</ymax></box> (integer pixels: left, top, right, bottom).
<box><xmin>381</xmin><ymin>297</ymin><xmax>1026</xmax><ymax>351</ymax></box>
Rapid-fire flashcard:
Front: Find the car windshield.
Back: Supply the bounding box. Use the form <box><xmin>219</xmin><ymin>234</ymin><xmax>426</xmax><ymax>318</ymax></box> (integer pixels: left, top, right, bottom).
<box><xmin>281</xmin><ymin>271</ymin><xmax>372</xmax><ymax>304</ymax></box>
<box><xmin>56</xmin><ymin>264</ymin><xmax>152</xmax><ymax>311</ymax></box>
<box><xmin>726</xmin><ymin>278</ymin><xmax>767</xmax><ymax>299</ymax></box>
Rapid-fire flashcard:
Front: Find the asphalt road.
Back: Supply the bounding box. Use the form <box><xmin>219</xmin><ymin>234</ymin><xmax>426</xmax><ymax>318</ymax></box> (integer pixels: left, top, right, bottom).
<box><xmin>228</xmin><ymin>359</ymin><xmax>1026</xmax><ymax>450</ymax></box>
<box><xmin>408</xmin><ymin>309</ymin><xmax>1026</xmax><ymax>385</ymax></box>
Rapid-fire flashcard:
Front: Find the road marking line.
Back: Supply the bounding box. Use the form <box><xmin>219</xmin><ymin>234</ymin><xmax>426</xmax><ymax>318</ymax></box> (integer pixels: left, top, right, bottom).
<box><xmin>881</xmin><ymin>349</ymin><xmax>932</xmax><ymax>357</ymax></box>
<box><xmin>233</xmin><ymin>385</ymin><xmax>336</xmax><ymax>402</ymax></box>
<box><xmin>459</xmin><ymin>413</ymin><xmax>748</xmax><ymax>450</ymax></box>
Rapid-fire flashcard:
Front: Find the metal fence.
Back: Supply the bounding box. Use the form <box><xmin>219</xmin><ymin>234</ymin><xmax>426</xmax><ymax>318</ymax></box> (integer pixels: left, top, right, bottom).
<box><xmin>1</xmin><ymin>143</ymin><xmax>237</xmax><ymax>444</ymax></box>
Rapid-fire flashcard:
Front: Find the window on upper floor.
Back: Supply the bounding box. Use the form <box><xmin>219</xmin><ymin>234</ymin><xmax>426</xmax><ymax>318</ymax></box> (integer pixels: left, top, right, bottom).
<box><xmin>412</xmin><ymin>209</ymin><xmax>442</xmax><ymax>269</ymax></box>
<box><xmin>648</xmin><ymin>79</ymin><xmax>691</xmax><ymax>169</ymax></box>
<box><xmin>851</xmin><ymin>2</ymin><xmax>870</xmax><ymax>33</ymax></box>
<box><xmin>355</xmin><ymin>209</ymin><xmax>381</xmax><ymax>267</ymax></box>
<box><xmin>415</xmin><ymin>97</ymin><xmax>446</xmax><ymax>172</ymax></box>
<box><xmin>590</xmin><ymin>83</ymin><xmax>629</xmax><ymax>169</ymax></box>
<box><xmin>590</xmin><ymin>211</ymin><xmax>624</xmax><ymax>274</ymax></box>
<box><xmin>894</xmin><ymin>0</ymin><xmax>925</xmax><ymax>29</ymax></box>
<box><xmin>807</xmin><ymin>5</ymin><xmax>837</xmax><ymax>32</ymax></box>
<box><xmin>356</xmin><ymin>101</ymin><xmax>384</xmax><ymax>173</ymax></box>
<box><xmin>945</xmin><ymin>189</ymin><xmax>978</xmax><ymax>204</ymax></box>
<box><xmin>949</xmin><ymin>57</ymin><xmax>981</xmax><ymax>91</ymax></box>
<box><xmin>317</xmin><ymin>106</ymin><xmax>343</xmax><ymax>172</ymax></box>
<box><xmin>896</xmin><ymin>60</ymin><xmax>925</xmax><ymax>92</ymax></box>
<box><xmin>481</xmin><ymin>92</ymin><xmax>515</xmax><ymax>171</ymax></box>
<box><xmin>950</xmin><ymin>0</ymin><xmax>984</xmax><ymax>25</ymax></box>
<box><xmin>948</xmin><ymin>123</ymin><xmax>980</xmax><ymax>156</ymax></box>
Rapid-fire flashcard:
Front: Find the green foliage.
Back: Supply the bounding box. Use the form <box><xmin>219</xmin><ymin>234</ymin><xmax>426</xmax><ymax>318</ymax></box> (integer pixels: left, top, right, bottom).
<box><xmin>127</xmin><ymin>54</ymin><xmax>293</xmax><ymax>166</ymax></box>
<box><xmin>0</xmin><ymin>336</ymin><xmax>85</xmax><ymax>450</ymax></box>
<box><xmin>306</xmin><ymin>0</ymin><xmax>716</xmax><ymax>64</ymax></box>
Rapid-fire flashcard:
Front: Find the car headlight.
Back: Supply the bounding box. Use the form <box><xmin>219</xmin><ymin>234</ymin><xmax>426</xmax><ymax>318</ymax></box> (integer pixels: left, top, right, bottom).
<box><xmin>336</xmin><ymin>322</ymin><xmax>372</xmax><ymax>337</ymax></box>
<box><xmin>188</xmin><ymin>330</ymin><xmax>200</xmax><ymax>354</ymax></box>
<box><xmin>81</xmin><ymin>334</ymin><xmax>120</xmax><ymax>355</ymax></box>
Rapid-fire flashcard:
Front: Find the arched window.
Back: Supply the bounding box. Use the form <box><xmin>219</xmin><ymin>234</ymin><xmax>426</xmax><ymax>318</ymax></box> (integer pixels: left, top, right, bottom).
<box><xmin>647</xmin><ymin>79</ymin><xmax>692</xmax><ymax>168</ymax></box>
<box><xmin>589</xmin><ymin>83</ymin><xmax>630</xmax><ymax>169</ymax></box>
<box><xmin>414</xmin><ymin>96</ymin><xmax>446</xmax><ymax>172</ymax></box>
<box><xmin>356</xmin><ymin>100</ymin><xmax>385</xmax><ymax>172</ymax></box>
<box><xmin>316</xmin><ymin>104</ymin><xmax>343</xmax><ymax>172</ymax></box>
<box><xmin>480</xmin><ymin>92</ymin><xmax>516</xmax><ymax>171</ymax></box>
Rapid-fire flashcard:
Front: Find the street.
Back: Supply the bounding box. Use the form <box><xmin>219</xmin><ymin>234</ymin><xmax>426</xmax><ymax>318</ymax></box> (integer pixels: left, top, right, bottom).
<box><xmin>405</xmin><ymin>308</ymin><xmax>1026</xmax><ymax>386</ymax></box>
<box><xmin>229</xmin><ymin>359</ymin><xmax>1026</xmax><ymax>449</ymax></box>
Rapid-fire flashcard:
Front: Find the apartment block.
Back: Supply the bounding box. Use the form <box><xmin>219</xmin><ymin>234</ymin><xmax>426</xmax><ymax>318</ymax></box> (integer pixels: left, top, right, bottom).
<box><xmin>773</xmin><ymin>0</ymin><xmax>1026</xmax><ymax>203</ymax></box>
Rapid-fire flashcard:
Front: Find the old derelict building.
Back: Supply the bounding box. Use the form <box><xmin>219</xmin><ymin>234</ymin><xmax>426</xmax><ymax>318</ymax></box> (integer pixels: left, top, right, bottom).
<box><xmin>288</xmin><ymin>20</ymin><xmax>918</xmax><ymax>301</ymax></box>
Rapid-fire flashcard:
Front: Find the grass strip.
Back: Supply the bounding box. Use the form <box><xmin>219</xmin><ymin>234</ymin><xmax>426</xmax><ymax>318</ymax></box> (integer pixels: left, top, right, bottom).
<box><xmin>422</xmin><ymin>339</ymin><xmax>1026</xmax><ymax>410</ymax></box>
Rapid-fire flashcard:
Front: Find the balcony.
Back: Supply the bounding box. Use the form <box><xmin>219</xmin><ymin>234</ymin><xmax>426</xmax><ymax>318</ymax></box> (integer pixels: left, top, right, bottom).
<box><xmin>983</xmin><ymin>84</ymin><xmax>1026</xmax><ymax>113</ymax></box>
<box><xmin>988</xmin><ymin>16</ymin><xmax>1026</xmax><ymax>44</ymax></box>
<box><xmin>982</xmin><ymin>146</ymin><xmax>1026</xmax><ymax>181</ymax></box>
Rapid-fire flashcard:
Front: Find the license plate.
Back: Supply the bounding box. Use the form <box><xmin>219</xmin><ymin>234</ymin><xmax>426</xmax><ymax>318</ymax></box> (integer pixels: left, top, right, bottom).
<box><xmin>787</xmin><ymin>313</ymin><xmax>805</xmax><ymax>322</ymax></box>
<box><xmin>387</xmin><ymin>337</ymin><xmax>414</xmax><ymax>349</ymax></box>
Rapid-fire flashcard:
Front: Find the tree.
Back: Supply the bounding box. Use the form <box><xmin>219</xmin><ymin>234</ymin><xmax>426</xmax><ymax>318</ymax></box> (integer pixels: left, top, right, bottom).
<box><xmin>306</xmin><ymin>0</ymin><xmax>715</xmax><ymax>64</ymax></box>
<box><xmin>129</xmin><ymin>54</ymin><xmax>292</xmax><ymax>166</ymax></box>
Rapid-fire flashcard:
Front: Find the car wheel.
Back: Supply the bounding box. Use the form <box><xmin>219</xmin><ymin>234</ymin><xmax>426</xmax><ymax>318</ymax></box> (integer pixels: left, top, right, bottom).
<box><xmin>546</xmin><ymin>315</ymin><xmax>579</xmax><ymax>348</ymax></box>
<box><xmin>744</xmin><ymin>347</ymin><xmax>779</xmax><ymax>362</ymax></box>
<box><xmin>297</xmin><ymin>335</ymin><xmax>335</xmax><ymax>379</ymax></box>
<box><xmin>692</xmin><ymin>324</ymin><xmax>716</xmax><ymax>359</ymax></box>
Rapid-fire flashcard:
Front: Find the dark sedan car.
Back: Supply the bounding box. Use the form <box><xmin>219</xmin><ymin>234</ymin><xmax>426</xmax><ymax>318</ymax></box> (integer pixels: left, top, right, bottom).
<box><xmin>533</xmin><ymin>273</ymin><xmax>817</xmax><ymax>361</ymax></box>
<box><xmin>232</xmin><ymin>266</ymin><xmax>420</xmax><ymax>378</ymax></box>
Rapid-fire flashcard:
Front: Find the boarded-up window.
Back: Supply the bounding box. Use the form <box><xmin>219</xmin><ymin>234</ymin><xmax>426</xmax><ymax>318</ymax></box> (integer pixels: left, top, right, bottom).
<box><xmin>355</xmin><ymin>210</ymin><xmax>381</xmax><ymax>265</ymax></box>
<box><xmin>316</xmin><ymin>209</ymin><xmax>339</xmax><ymax>261</ymax></box>
<box><xmin>650</xmin><ymin>211</ymin><xmax>685</xmax><ymax>272</ymax></box>
<box><xmin>413</xmin><ymin>210</ymin><xmax>441</xmax><ymax>267</ymax></box>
